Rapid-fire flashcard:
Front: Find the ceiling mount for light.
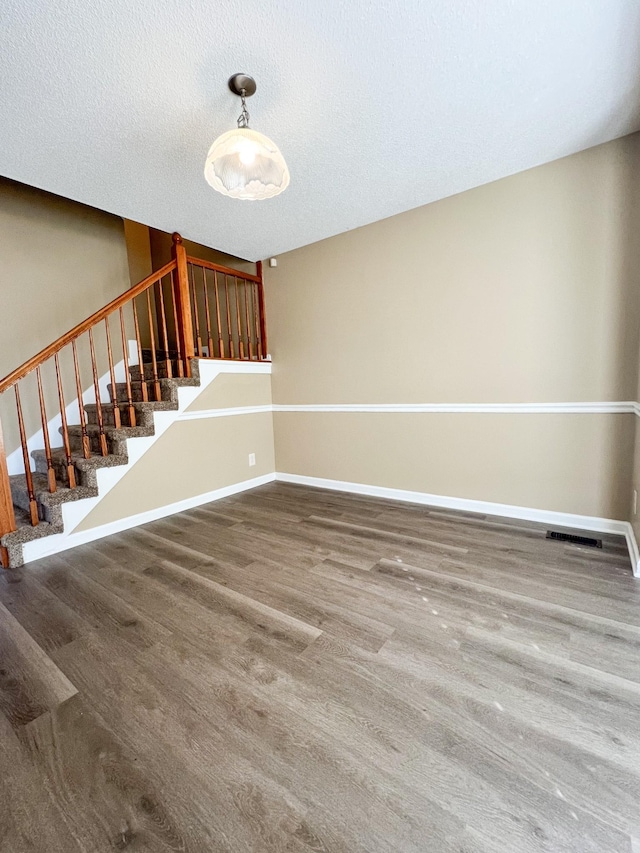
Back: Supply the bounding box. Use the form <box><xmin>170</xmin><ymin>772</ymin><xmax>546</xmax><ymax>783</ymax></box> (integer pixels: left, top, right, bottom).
<box><xmin>228</xmin><ymin>73</ymin><xmax>256</xmax><ymax>98</ymax></box>
<box><xmin>204</xmin><ymin>73</ymin><xmax>290</xmax><ymax>201</ymax></box>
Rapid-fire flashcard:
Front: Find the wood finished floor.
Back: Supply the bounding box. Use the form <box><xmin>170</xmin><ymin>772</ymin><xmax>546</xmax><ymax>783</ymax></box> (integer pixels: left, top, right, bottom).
<box><xmin>1</xmin><ymin>482</ymin><xmax>640</xmax><ymax>853</ymax></box>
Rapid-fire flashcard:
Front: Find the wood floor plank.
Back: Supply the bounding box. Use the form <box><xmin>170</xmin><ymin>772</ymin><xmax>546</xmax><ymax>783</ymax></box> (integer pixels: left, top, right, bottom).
<box><xmin>33</xmin><ymin>555</ymin><xmax>170</xmax><ymax>651</ymax></box>
<box><xmin>141</xmin><ymin>558</ymin><xmax>322</xmax><ymax>651</ymax></box>
<box><xmin>369</xmin><ymin>557</ymin><xmax>640</xmax><ymax>681</ymax></box>
<box><xmin>186</xmin><ymin>558</ymin><xmax>397</xmax><ymax>653</ymax></box>
<box><xmin>0</xmin><ymin>568</ymin><xmax>90</xmax><ymax>653</ymax></box>
<box><xmin>21</xmin><ymin>694</ymin><xmax>192</xmax><ymax>853</ymax></box>
<box><xmin>50</xmin><ymin>629</ymin><xmax>322</xmax><ymax>852</ymax></box>
<box><xmin>0</xmin><ymin>599</ymin><xmax>77</xmax><ymax>730</ymax></box>
<box><xmin>0</xmin><ymin>709</ymin><xmax>83</xmax><ymax>853</ymax></box>
<box><xmin>1</xmin><ymin>481</ymin><xmax>638</xmax><ymax>852</ymax></box>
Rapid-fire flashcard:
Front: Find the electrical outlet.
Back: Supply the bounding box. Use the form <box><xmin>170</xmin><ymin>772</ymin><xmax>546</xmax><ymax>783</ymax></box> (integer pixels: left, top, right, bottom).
<box><xmin>248</xmin><ymin>453</ymin><xmax>256</xmax><ymax>467</ymax></box>
<box><xmin>634</xmin><ymin>489</ymin><xmax>638</xmax><ymax>516</ymax></box>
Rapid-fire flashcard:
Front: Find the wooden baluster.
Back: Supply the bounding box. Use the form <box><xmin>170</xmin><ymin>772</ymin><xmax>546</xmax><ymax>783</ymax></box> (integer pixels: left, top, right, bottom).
<box><xmin>104</xmin><ymin>318</ymin><xmax>121</xmax><ymax>429</ymax></box>
<box><xmin>224</xmin><ymin>274</ymin><xmax>234</xmax><ymax>358</ymax></box>
<box><xmin>71</xmin><ymin>339</ymin><xmax>91</xmax><ymax>458</ymax></box>
<box><xmin>169</xmin><ymin>270</ymin><xmax>184</xmax><ymax>378</ymax></box>
<box><xmin>54</xmin><ymin>353</ymin><xmax>76</xmax><ymax>488</ymax></box>
<box><xmin>189</xmin><ymin>263</ymin><xmax>203</xmax><ymax>357</ymax></box>
<box><xmin>35</xmin><ymin>366</ymin><xmax>56</xmax><ymax>492</ymax></box>
<box><xmin>14</xmin><ymin>384</ymin><xmax>39</xmax><ymax>526</ymax></box>
<box><xmin>235</xmin><ymin>277</ymin><xmax>245</xmax><ymax>359</ymax></box>
<box><xmin>88</xmin><ymin>329</ymin><xmax>108</xmax><ymax>456</ymax></box>
<box><xmin>131</xmin><ymin>299</ymin><xmax>149</xmax><ymax>400</ymax></box>
<box><xmin>252</xmin><ymin>281</ymin><xmax>262</xmax><ymax>361</ymax></box>
<box><xmin>0</xmin><ymin>414</ymin><xmax>17</xmax><ymax>567</ymax></box>
<box><xmin>118</xmin><ymin>308</ymin><xmax>137</xmax><ymax>427</ymax></box>
<box><xmin>145</xmin><ymin>289</ymin><xmax>162</xmax><ymax>401</ymax></box>
<box><xmin>244</xmin><ymin>280</ymin><xmax>254</xmax><ymax>360</ymax></box>
<box><xmin>202</xmin><ymin>268</ymin><xmax>214</xmax><ymax>358</ymax></box>
<box><xmin>213</xmin><ymin>270</ymin><xmax>224</xmax><ymax>358</ymax></box>
<box><xmin>171</xmin><ymin>234</ymin><xmax>195</xmax><ymax>377</ymax></box>
<box><xmin>156</xmin><ymin>277</ymin><xmax>173</xmax><ymax>378</ymax></box>
<box><xmin>256</xmin><ymin>260</ymin><xmax>268</xmax><ymax>359</ymax></box>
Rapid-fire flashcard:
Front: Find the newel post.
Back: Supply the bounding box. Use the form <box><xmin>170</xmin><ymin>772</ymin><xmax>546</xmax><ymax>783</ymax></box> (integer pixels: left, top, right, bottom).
<box><xmin>0</xmin><ymin>414</ymin><xmax>16</xmax><ymax>569</ymax></box>
<box><xmin>256</xmin><ymin>260</ymin><xmax>268</xmax><ymax>360</ymax></box>
<box><xmin>171</xmin><ymin>233</ymin><xmax>195</xmax><ymax>377</ymax></box>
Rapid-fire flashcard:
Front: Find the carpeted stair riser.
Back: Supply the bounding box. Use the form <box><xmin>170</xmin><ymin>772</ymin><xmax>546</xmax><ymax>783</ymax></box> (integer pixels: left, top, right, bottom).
<box><xmin>84</xmin><ymin>399</ymin><xmax>179</xmax><ymax>430</ymax></box>
<box><xmin>65</xmin><ymin>423</ymin><xmax>154</xmax><ymax>456</ymax></box>
<box><xmin>130</xmin><ymin>359</ymin><xmax>184</xmax><ymax>382</ymax></box>
<box><xmin>108</xmin><ymin>375</ymin><xmax>198</xmax><ymax>406</ymax></box>
<box><xmin>33</xmin><ymin>449</ymin><xmax>78</xmax><ymax>487</ymax></box>
<box><xmin>84</xmin><ymin>402</ymin><xmax>134</xmax><ymax>428</ymax></box>
<box><xmin>32</xmin><ymin>448</ymin><xmax>124</xmax><ymax>488</ymax></box>
<box><xmin>32</xmin><ymin>448</ymin><xmax>128</xmax><ymax>489</ymax></box>
<box><xmin>108</xmin><ymin>380</ymin><xmax>157</xmax><ymax>404</ymax></box>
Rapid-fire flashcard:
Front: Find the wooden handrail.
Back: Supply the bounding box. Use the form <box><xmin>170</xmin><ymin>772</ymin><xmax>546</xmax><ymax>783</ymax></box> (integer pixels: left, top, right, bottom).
<box><xmin>0</xmin><ymin>260</ymin><xmax>176</xmax><ymax>393</ymax></box>
<box><xmin>186</xmin><ymin>255</ymin><xmax>261</xmax><ymax>283</ymax></box>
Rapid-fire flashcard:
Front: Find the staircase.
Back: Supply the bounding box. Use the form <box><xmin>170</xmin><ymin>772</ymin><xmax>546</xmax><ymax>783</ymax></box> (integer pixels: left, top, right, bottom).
<box><xmin>0</xmin><ymin>234</ymin><xmax>267</xmax><ymax>569</ymax></box>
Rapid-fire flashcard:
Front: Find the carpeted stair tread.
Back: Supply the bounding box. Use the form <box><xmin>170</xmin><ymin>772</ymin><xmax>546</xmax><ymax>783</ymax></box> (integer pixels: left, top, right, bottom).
<box><xmin>65</xmin><ymin>423</ymin><xmax>155</xmax><ymax>440</ymax></box>
<box><xmin>32</xmin><ymin>447</ymin><xmax>129</xmax><ymax>471</ymax></box>
<box><xmin>2</xmin><ymin>511</ymin><xmax>62</xmax><ymax>541</ymax></box>
<box><xmin>10</xmin><ymin>472</ymin><xmax>97</xmax><ymax>509</ymax></box>
<box><xmin>109</xmin><ymin>377</ymin><xmax>198</xmax><ymax>405</ymax></box>
<box><xmin>84</xmin><ymin>400</ymin><xmax>178</xmax><ymax>415</ymax></box>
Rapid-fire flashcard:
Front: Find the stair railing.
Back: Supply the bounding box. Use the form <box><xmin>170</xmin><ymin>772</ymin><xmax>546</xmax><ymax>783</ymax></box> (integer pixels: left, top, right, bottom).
<box><xmin>0</xmin><ymin>232</ymin><xmax>267</xmax><ymax>567</ymax></box>
<box><xmin>185</xmin><ymin>257</ymin><xmax>267</xmax><ymax>360</ymax></box>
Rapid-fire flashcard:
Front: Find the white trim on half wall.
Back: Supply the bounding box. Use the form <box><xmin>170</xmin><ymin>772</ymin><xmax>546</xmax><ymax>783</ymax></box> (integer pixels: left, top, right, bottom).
<box><xmin>273</xmin><ymin>401</ymin><xmax>637</xmax><ymax>414</ymax></box>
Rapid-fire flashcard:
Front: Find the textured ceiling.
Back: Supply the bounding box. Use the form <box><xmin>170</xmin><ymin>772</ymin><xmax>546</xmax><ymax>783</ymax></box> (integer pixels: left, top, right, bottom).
<box><xmin>2</xmin><ymin>1</ymin><xmax>640</xmax><ymax>261</ymax></box>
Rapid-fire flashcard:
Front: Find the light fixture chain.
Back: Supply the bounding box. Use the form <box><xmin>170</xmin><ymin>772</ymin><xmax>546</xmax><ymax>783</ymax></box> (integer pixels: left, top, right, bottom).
<box><xmin>237</xmin><ymin>90</ymin><xmax>250</xmax><ymax>128</ymax></box>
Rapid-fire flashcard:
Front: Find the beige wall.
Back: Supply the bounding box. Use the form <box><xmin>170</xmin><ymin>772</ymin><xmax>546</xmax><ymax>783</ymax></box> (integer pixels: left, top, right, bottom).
<box><xmin>76</xmin><ymin>373</ymin><xmax>274</xmax><ymax>531</ymax></box>
<box><xmin>0</xmin><ymin>177</ymin><xmax>131</xmax><ymax>380</ymax></box>
<box><xmin>0</xmin><ymin>178</ymin><xmax>132</xmax><ymax>455</ymax></box>
<box><xmin>629</xmin><ymin>346</ymin><xmax>640</xmax><ymax>539</ymax></box>
<box><xmin>123</xmin><ymin>219</ymin><xmax>153</xmax><ymax>286</ymax></box>
<box><xmin>266</xmin><ymin>135</ymin><xmax>640</xmax><ymax>520</ymax></box>
<box><xmin>275</xmin><ymin>412</ymin><xmax>634</xmax><ymax>519</ymax></box>
<box><xmin>632</xmin><ymin>425</ymin><xmax>640</xmax><ymax>539</ymax></box>
<box><xmin>186</xmin><ymin>373</ymin><xmax>272</xmax><ymax>411</ymax></box>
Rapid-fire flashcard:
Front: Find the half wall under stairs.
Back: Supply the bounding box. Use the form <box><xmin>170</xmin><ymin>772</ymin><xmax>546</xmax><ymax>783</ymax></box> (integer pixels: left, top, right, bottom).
<box><xmin>2</xmin><ymin>359</ymin><xmax>273</xmax><ymax>567</ymax></box>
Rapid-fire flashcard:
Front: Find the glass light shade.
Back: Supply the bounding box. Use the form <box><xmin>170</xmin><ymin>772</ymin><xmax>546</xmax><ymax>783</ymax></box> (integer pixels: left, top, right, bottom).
<box><xmin>204</xmin><ymin>127</ymin><xmax>290</xmax><ymax>200</ymax></box>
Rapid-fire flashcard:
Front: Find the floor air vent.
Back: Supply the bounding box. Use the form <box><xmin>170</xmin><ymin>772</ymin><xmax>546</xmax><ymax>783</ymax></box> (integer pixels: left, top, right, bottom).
<box><xmin>546</xmin><ymin>531</ymin><xmax>602</xmax><ymax>548</ymax></box>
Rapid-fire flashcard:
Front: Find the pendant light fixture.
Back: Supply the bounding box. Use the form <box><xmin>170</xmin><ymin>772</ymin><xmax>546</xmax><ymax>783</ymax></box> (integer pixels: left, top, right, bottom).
<box><xmin>204</xmin><ymin>74</ymin><xmax>290</xmax><ymax>200</ymax></box>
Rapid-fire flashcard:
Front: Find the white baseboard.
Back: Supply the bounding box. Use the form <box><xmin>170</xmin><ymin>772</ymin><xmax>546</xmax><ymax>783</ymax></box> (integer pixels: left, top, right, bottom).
<box><xmin>624</xmin><ymin>524</ymin><xmax>640</xmax><ymax>578</ymax></box>
<box><xmin>22</xmin><ymin>473</ymin><xmax>276</xmax><ymax>561</ymax></box>
<box><xmin>275</xmin><ymin>472</ymin><xmax>640</xmax><ymax>577</ymax></box>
